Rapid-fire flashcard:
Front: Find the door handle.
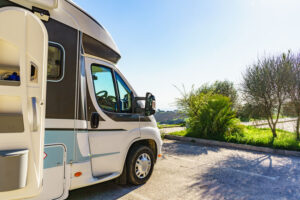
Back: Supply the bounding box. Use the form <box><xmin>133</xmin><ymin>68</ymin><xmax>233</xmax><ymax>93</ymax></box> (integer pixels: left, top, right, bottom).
<box><xmin>91</xmin><ymin>112</ymin><xmax>100</xmax><ymax>128</ymax></box>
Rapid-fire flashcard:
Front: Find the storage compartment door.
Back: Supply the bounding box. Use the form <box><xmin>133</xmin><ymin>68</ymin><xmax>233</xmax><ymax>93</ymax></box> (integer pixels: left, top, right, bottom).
<box><xmin>0</xmin><ymin>7</ymin><xmax>48</xmax><ymax>200</ymax></box>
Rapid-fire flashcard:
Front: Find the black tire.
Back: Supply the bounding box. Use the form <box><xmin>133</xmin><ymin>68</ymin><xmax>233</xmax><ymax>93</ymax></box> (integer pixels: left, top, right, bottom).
<box><xmin>126</xmin><ymin>145</ymin><xmax>155</xmax><ymax>185</ymax></box>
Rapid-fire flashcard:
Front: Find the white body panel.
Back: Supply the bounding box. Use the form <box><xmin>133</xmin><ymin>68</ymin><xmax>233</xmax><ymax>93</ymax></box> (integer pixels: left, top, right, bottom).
<box><xmin>31</xmin><ymin>144</ymin><xmax>69</xmax><ymax>200</ymax></box>
<box><xmin>70</xmin><ymin>161</ymin><xmax>120</xmax><ymax>190</ymax></box>
<box><xmin>0</xmin><ymin>7</ymin><xmax>48</xmax><ymax>200</ymax></box>
<box><xmin>27</xmin><ymin>0</ymin><xmax>58</xmax><ymax>9</ymax></box>
<box><xmin>89</xmin><ymin>129</ymin><xmax>140</xmax><ymax>176</ymax></box>
<box><xmin>32</xmin><ymin>167</ymin><xmax>65</xmax><ymax>200</ymax></box>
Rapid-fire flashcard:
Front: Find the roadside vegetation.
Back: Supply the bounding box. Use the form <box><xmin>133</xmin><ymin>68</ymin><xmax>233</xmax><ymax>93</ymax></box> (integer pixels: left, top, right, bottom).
<box><xmin>167</xmin><ymin>51</ymin><xmax>300</xmax><ymax>151</ymax></box>
<box><xmin>170</xmin><ymin>126</ymin><xmax>300</xmax><ymax>151</ymax></box>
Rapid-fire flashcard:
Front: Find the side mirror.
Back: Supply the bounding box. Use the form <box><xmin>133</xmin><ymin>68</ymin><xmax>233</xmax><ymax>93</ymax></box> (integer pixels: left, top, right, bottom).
<box><xmin>145</xmin><ymin>92</ymin><xmax>156</xmax><ymax>116</ymax></box>
<box><xmin>91</xmin><ymin>112</ymin><xmax>100</xmax><ymax>128</ymax></box>
<box><xmin>131</xmin><ymin>92</ymin><xmax>156</xmax><ymax>116</ymax></box>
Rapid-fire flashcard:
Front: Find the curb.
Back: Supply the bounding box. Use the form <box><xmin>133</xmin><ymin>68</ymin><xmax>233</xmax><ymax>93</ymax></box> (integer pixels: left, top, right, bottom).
<box><xmin>159</xmin><ymin>126</ymin><xmax>185</xmax><ymax>130</ymax></box>
<box><xmin>164</xmin><ymin>134</ymin><xmax>300</xmax><ymax>157</ymax></box>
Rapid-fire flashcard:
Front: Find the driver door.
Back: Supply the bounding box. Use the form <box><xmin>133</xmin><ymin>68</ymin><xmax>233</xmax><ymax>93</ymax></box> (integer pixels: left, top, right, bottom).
<box><xmin>84</xmin><ymin>56</ymin><xmax>140</xmax><ymax>177</ymax></box>
<box><xmin>0</xmin><ymin>7</ymin><xmax>48</xmax><ymax>199</ymax></box>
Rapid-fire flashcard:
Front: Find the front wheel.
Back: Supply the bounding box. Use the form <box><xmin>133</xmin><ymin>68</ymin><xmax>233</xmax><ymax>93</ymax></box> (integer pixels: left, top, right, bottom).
<box><xmin>127</xmin><ymin>145</ymin><xmax>155</xmax><ymax>185</ymax></box>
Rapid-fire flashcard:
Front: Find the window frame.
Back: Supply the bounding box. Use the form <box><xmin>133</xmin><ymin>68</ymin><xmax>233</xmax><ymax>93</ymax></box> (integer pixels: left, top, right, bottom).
<box><xmin>114</xmin><ymin>71</ymin><xmax>133</xmax><ymax>113</ymax></box>
<box><xmin>90</xmin><ymin>63</ymin><xmax>120</xmax><ymax>113</ymax></box>
<box><xmin>47</xmin><ymin>41</ymin><xmax>65</xmax><ymax>82</ymax></box>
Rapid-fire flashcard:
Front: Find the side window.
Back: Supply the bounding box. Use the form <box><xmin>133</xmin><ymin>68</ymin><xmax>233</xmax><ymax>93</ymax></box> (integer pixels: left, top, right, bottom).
<box><xmin>115</xmin><ymin>72</ymin><xmax>132</xmax><ymax>113</ymax></box>
<box><xmin>47</xmin><ymin>42</ymin><xmax>64</xmax><ymax>81</ymax></box>
<box><xmin>91</xmin><ymin>64</ymin><xmax>117</xmax><ymax>112</ymax></box>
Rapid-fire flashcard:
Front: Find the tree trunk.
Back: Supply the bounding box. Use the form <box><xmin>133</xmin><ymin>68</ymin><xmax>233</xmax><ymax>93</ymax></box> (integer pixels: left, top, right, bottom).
<box><xmin>267</xmin><ymin>116</ymin><xmax>277</xmax><ymax>138</ymax></box>
<box><xmin>271</xmin><ymin>128</ymin><xmax>277</xmax><ymax>138</ymax></box>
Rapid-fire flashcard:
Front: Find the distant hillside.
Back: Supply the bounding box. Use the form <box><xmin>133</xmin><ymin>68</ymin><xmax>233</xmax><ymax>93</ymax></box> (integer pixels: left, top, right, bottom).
<box><xmin>154</xmin><ymin>110</ymin><xmax>185</xmax><ymax>124</ymax></box>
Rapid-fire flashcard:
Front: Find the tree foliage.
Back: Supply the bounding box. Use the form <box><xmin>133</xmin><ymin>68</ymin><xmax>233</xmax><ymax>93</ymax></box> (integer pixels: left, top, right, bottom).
<box><xmin>242</xmin><ymin>53</ymin><xmax>292</xmax><ymax>138</ymax></box>
<box><xmin>236</xmin><ymin>103</ymin><xmax>264</xmax><ymax>122</ymax></box>
<box><xmin>286</xmin><ymin>52</ymin><xmax>300</xmax><ymax>139</ymax></box>
<box><xmin>195</xmin><ymin>80</ymin><xmax>238</xmax><ymax>108</ymax></box>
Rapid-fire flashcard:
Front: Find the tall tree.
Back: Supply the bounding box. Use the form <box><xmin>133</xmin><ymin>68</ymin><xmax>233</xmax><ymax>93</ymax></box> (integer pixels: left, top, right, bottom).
<box><xmin>242</xmin><ymin>53</ymin><xmax>290</xmax><ymax>139</ymax></box>
<box><xmin>286</xmin><ymin>53</ymin><xmax>300</xmax><ymax>139</ymax></box>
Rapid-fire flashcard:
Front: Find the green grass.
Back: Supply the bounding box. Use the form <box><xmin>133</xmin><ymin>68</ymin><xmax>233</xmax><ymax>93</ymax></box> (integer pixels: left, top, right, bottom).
<box><xmin>157</xmin><ymin>123</ymin><xmax>185</xmax><ymax>129</ymax></box>
<box><xmin>169</xmin><ymin>126</ymin><xmax>300</xmax><ymax>151</ymax></box>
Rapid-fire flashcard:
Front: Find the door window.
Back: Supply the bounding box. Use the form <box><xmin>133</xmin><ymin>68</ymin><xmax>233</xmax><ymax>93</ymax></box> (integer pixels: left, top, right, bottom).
<box><xmin>115</xmin><ymin>72</ymin><xmax>132</xmax><ymax>112</ymax></box>
<box><xmin>91</xmin><ymin>64</ymin><xmax>117</xmax><ymax>112</ymax></box>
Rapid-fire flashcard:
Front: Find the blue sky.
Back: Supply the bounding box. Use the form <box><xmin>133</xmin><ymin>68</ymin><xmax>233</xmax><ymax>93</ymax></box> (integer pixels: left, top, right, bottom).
<box><xmin>73</xmin><ymin>0</ymin><xmax>300</xmax><ymax>110</ymax></box>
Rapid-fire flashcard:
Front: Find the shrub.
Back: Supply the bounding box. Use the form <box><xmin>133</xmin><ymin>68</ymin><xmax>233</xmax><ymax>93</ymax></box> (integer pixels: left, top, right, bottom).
<box><xmin>176</xmin><ymin>88</ymin><xmax>241</xmax><ymax>139</ymax></box>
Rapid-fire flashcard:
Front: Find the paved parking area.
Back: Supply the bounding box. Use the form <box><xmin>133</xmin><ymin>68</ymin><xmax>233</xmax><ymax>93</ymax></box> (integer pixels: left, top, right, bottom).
<box><xmin>68</xmin><ymin>139</ymin><xmax>300</xmax><ymax>200</ymax></box>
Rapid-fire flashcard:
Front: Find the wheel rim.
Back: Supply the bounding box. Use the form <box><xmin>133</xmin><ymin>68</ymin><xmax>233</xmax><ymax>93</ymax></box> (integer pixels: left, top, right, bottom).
<box><xmin>135</xmin><ymin>153</ymin><xmax>152</xmax><ymax>179</ymax></box>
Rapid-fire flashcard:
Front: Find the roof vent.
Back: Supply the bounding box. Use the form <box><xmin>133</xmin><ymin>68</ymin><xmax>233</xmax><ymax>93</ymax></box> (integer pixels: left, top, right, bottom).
<box><xmin>32</xmin><ymin>6</ymin><xmax>50</xmax><ymax>21</ymax></box>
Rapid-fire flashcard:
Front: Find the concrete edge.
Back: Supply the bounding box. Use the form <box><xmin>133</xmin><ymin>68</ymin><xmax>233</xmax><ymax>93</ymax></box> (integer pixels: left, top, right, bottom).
<box><xmin>164</xmin><ymin>134</ymin><xmax>300</xmax><ymax>157</ymax></box>
<box><xmin>159</xmin><ymin>126</ymin><xmax>184</xmax><ymax>129</ymax></box>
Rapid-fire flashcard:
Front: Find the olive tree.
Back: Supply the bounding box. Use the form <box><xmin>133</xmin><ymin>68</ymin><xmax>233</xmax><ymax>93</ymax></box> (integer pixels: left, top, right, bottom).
<box><xmin>242</xmin><ymin>53</ymin><xmax>291</xmax><ymax>138</ymax></box>
<box><xmin>286</xmin><ymin>53</ymin><xmax>300</xmax><ymax>140</ymax></box>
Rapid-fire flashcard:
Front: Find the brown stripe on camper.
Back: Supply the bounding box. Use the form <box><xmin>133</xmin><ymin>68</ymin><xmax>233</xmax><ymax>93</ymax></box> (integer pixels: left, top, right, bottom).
<box><xmin>82</xmin><ymin>33</ymin><xmax>121</xmax><ymax>64</ymax></box>
<box><xmin>44</xmin><ymin>18</ymin><xmax>78</xmax><ymax>119</ymax></box>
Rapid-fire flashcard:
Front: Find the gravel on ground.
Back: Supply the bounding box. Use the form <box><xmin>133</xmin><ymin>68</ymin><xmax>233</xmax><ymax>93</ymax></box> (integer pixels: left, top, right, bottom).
<box><xmin>69</xmin><ymin>139</ymin><xmax>300</xmax><ymax>200</ymax></box>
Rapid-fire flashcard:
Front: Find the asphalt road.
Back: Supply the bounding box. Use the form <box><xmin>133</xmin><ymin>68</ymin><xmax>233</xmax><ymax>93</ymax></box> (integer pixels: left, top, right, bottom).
<box><xmin>242</xmin><ymin>118</ymin><xmax>297</xmax><ymax>133</ymax></box>
<box><xmin>68</xmin><ymin>139</ymin><xmax>300</xmax><ymax>200</ymax></box>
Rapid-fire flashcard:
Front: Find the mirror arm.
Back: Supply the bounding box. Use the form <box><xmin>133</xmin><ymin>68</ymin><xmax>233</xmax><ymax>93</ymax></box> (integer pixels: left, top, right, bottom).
<box><xmin>134</xmin><ymin>97</ymin><xmax>146</xmax><ymax>101</ymax></box>
<box><xmin>131</xmin><ymin>92</ymin><xmax>146</xmax><ymax>114</ymax></box>
<box><xmin>132</xmin><ymin>97</ymin><xmax>145</xmax><ymax>114</ymax></box>
<box><xmin>131</xmin><ymin>92</ymin><xmax>156</xmax><ymax>116</ymax></box>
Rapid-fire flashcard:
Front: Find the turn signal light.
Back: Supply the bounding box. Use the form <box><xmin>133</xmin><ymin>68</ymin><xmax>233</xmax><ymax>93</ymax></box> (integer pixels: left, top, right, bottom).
<box><xmin>74</xmin><ymin>172</ymin><xmax>82</xmax><ymax>177</ymax></box>
<box><xmin>158</xmin><ymin>154</ymin><xmax>162</xmax><ymax>158</ymax></box>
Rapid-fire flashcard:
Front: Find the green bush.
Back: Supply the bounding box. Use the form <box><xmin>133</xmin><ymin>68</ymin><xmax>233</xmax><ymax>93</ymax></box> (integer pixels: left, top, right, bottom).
<box><xmin>196</xmin><ymin>80</ymin><xmax>238</xmax><ymax>108</ymax></box>
<box><xmin>186</xmin><ymin>93</ymin><xmax>241</xmax><ymax>139</ymax></box>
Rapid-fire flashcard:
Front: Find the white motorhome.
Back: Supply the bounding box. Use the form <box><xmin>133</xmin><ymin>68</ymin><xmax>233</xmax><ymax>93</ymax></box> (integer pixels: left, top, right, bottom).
<box><xmin>0</xmin><ymin>1</ymin><xmax>162</xmax><ymax>199</ymax></box>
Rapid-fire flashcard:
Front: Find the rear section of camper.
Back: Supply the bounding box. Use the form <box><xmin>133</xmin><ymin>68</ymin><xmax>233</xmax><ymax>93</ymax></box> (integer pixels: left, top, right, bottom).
<box><xmin>0</xmin><ymin>5</ymin><xmax>48</xmax><ymax>200</ymax></box>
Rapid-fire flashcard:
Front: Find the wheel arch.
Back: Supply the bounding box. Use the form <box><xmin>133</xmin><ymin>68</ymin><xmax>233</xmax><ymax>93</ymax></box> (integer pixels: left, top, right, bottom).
<box><xmin>119</xmin><ymin>127</ymin><xmax>162</xmax><ymax>177</ymax></box>
<box><xmin>129</xmin><ymin>139</ymin><xmax>157</xmax><ymax>162</ymax></box>
<box><xmin>115</xmin><ymin>138</ymin><xmax>158</xmax><ymax>184</ymax></box>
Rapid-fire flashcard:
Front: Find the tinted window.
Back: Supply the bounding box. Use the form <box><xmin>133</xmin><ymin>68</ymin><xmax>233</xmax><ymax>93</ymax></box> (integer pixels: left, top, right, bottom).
<box><xmin>48</xmin><ymin>43</ymin><xmax>64</xmax><ymax>80</ymax></box>
<box><xmin>115</xmin><ymin>72</ymin><xmax>132</xmax><ymax>112</ymax></box>
<box><xmin>91</xmin><ymin>64</ymin><xmax>117</xmax><ymax>112</ymax></box>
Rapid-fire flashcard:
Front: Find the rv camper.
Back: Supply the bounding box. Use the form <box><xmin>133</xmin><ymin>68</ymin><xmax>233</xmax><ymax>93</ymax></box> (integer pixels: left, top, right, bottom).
<box><xmin>0</xmin><ymin>0</ymin><xmax>162</xmax><ymax>199</ymax></box>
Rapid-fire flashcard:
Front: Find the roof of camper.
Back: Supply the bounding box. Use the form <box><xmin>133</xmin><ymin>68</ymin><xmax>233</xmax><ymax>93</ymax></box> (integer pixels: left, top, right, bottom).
<box><xmin>62</xmin><ymin>0</ymin><xmax>121</xmax><ymax>57</ymax></box>
<box><xmin>10</xmin><ymin>0</ymin><xmax>121</xmax><ymax>60</ymax></box>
